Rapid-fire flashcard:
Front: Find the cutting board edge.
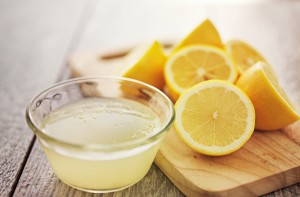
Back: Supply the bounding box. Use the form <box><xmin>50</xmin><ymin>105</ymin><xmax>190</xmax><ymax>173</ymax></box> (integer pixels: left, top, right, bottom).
<box><xmin>155</xmin><ymin>150</ymin><xmax>210</xmax><ymax>197</ymax></box>
<box><xmin>155</xmin><ymin>151</ymin><xmax>300</xmax><ymax>197</ymax></box>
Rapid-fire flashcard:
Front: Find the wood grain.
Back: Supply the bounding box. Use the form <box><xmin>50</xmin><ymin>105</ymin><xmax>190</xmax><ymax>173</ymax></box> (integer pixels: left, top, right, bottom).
<box><xmin>0</xmin><ymin>0</ymin><xmax>87</xmax><ymax>196</ymax></box>
<box><xmin>155</xmin><ymin>121</ymin><xmax>300</xmax><ymax>196</ymax></box>
<box><xmin>10</xmin><ymin>1</ymin><xmax>98</xmax><ymax>197</ymax></box>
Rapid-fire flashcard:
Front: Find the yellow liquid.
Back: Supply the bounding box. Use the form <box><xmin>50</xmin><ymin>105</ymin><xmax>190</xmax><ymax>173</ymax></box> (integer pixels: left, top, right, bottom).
<box><xmin>40</xmin><ymin>98</ymin><xmax>163</xmax><ymax>192</ymax></box>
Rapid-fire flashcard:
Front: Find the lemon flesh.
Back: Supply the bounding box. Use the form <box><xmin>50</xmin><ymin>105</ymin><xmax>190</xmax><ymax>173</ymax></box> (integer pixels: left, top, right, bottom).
<box><xmin>175</xmin><ymin>80</ymin><xmax>255</xmax><ymax>156</ymax></box>
<box><xmin>165</xmin><ymin>45</ymin><xmax>237</xmax><ymax>101</ymax></box>
<box><xmin>225</xmin><ymin>39</ymin><xmax>266</xmax><ymax>74</ymax></box>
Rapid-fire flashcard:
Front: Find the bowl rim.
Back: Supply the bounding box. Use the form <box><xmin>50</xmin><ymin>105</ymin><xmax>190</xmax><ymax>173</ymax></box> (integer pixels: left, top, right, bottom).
<box><xmin>26</xmin><ymin>76</ymin><xmax>175</xmax><ymax>152</ymax></box>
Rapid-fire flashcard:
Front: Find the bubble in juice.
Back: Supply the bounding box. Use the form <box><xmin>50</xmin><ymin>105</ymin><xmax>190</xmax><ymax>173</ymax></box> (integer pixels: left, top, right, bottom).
<box><xmin>40</xmin><ymin>97</ymin><xmax>163</xmax><ymax>192</ymax></box>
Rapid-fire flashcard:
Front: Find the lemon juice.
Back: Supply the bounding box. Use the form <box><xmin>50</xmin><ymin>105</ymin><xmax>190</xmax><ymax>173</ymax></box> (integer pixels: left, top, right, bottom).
<box><xmin>40</xmin><ymin>97</ymin><xmax>163</xmax><ymax>192</ymax></box>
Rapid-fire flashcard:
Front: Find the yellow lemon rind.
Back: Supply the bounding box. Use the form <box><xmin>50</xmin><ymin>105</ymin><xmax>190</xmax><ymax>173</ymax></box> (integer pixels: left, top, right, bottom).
<box><xmin>171</xmin><ymin>19</ymin><xmax>223</xmax><ymax>54</ymax></box>
<box><xmin>121</xmin><ymin>41</ymin><xmax>166</xmax><ymax>90</ymax></box>
<box><xmin>236</xmin><ymin>62</ymin><xmax>300</xmax><ymax>130</ymax></box>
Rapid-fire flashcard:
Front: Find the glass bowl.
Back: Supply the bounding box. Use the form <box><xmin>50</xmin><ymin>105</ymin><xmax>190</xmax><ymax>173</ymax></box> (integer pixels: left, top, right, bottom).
<box><xmin>26</xmin><ymin>76</ymin><xmax>175</xmax><ymax>193</ymax></box>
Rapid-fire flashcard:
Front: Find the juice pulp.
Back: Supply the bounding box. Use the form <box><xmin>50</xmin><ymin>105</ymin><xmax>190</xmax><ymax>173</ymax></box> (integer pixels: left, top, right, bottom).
<box><xmin>40</xmin><ymin>98</ymin><xmax>163</xmax><ymax>192</ymax></box>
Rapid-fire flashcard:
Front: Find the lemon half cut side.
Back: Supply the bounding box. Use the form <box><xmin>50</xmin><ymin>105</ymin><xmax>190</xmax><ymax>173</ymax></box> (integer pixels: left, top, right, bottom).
<box><xmin>175</xmin><ymin>80</ymin><xmax>255</xmax><ymax>156</ymax></box>
<box><xmin>165</xmin><ymin>45</ymin><xmax>238</xmax><ymax>101</ymax></box>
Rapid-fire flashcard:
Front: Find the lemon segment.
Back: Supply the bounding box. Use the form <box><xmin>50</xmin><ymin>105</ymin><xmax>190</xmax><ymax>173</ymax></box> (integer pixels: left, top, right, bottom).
<box><xmin>120</xmin><ymin>41</ymin><xmax>166</xmax><ymax>90</ymax></box>
<box><xmin>175</xmin><ymin>80</ymin><xmax>255</xmax><ymax>156</ymax></box>
<box><xmin>225</xmin><ymin>39</ymin><xmax>266</xmax><ymax>74</ymax></box>
<box><xmin>236</xmin><ymin>62</ymin><xmax>300</xmax><ymax>130</ymax></box>
<box><xmin>165</xmin><ymin>45</ymin><xmax>238</xmax><ymax>101</ymax></box>
<box><xmin>171</xmin><ymin>19</ymin><xmax>223</xmax><ymax>54</ymax></box>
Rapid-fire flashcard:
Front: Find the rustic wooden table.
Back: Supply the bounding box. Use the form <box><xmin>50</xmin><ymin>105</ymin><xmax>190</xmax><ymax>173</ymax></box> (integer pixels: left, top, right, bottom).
<box><xmin>1</xmin><ymin>0</ymin><xmax>299</xmax><ymax>196</ymax></box>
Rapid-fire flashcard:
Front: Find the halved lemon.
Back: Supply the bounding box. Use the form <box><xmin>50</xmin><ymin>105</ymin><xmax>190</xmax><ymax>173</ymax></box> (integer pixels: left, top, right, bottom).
<box><xmin>171</xmin><ymin>19</ymin><xmax>223</xmax><ymax>54</ymax></box>
<box><xmin>225</xmin><ymin>39</ymin><xmax>266</xmax><ymax>74</ymax></box>
<box><xmin>175</xmin><ymin>80</ymin><xmax>255</xmax><ymax>156</ymax></box>
<box><xmin>119</xmin><ymin>41</ymin><xmax>166</xmax><ymax>90</ymax></box>
<box><xmin>165</xmin><ymin>45</ymin><xmax>238</xmax><ymax>101</ymax></box>
<box><xmin>236</xmin><ymin>62</ymin><xmax>300</xmax><ymax>130</ymax></box>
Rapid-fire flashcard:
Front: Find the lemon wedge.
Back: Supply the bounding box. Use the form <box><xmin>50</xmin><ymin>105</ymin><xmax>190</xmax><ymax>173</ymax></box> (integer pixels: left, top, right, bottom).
<box><xmin>171</xmin><ymin>19</ymin><xmax>223</xmax><ymax>54</ymax></box>
<box><xmin>120</xmin><ymin>41</ymin><xmax>166</xmax><ymax>90</ymax></box>
<box><xmin>236</xmin><ymin>62</ymin><xmax>300</xmax><ymax>130</ymax></box>
<box><xmin>225</xmin><ymin>39</ymin><xmax>266</xmax><ymax>74</ymax></box>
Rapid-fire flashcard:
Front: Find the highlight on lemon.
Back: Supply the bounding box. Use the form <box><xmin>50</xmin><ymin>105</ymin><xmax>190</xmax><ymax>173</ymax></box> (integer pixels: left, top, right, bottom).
<box><xmin>236</xmin><ymin>61</ymin><xmax>300</xmax><ymax>130</ymax></box>
<box><xmin>171</xmin><ymin>19</ymin><xmax>223</xmax><ymax>54</ymax></box>
<box><xmin>119</xmin><ymin>41</ymin><xmax>166</xmax><ymax>90</ymax></box>
<box><xmin>164</xmin><ymin>45</ymin><xmax>238</xmax><ymax>101</ymax></box>
<box><xmin>174</xmin><ymin>80</ymin><xmax>255</xmax><ymax>156</ymax></box>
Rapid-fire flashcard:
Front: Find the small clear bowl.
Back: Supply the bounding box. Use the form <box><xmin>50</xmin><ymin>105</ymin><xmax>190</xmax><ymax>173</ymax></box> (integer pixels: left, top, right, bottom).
<box><xmin>26</xmin><ymin>76</ymin><xmax>175</xmax><ymax>193</ymax></box>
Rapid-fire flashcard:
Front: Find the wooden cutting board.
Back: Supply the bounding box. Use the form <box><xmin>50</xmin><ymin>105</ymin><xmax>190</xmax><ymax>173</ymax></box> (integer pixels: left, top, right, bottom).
<box><xmin>68</xmin><ymin>49</ymin><xmax>300</xmax><ymax>197</ymax></box>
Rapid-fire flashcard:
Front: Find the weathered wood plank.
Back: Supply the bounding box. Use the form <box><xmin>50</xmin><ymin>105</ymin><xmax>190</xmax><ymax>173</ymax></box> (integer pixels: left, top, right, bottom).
<box><xmin>0</xmin><ymin>0</ymin><xmax>87</xmax><ymax>196</ymax></box>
